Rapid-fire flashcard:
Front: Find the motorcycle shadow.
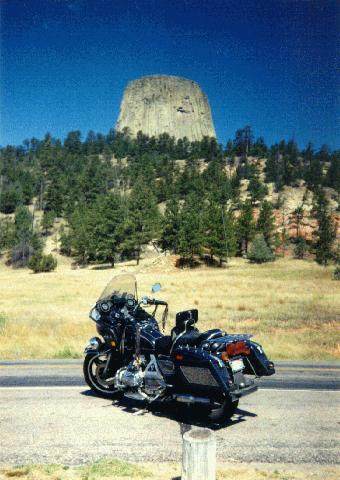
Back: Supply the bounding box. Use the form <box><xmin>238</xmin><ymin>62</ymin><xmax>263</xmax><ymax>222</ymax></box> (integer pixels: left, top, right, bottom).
<box><xmin>149</xmin><ymin>402</ymin><xmax>257</xmax><ymax>431</ymax></box>
<box><xmin>81</xmin><ymin>390</ymin><xmax>257</xmax><ymax>430</ymax></box>
<box><xmin>110</xmin><ymin>394</ymin><xmax>257</xmax><ymax>431</ymax></box>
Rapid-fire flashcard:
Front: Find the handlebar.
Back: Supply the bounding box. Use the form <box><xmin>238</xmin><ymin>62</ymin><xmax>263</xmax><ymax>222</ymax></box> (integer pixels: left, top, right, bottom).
<box><xmin>146</xmin><ymin>298</ymin><xmax>167</xmax><ymax>306</ymax></box>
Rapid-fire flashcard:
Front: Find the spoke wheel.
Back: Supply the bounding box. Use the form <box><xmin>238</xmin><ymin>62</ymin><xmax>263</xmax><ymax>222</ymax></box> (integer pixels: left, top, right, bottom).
<box><xmin>83</xmin><ymin>353</ymin><xmax>120</xmax><ymax>398</ymax></box>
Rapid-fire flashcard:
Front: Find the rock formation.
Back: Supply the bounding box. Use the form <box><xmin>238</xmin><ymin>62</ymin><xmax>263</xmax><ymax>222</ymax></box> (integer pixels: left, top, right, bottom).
<box><xmin>116</xmin><ymin>75</ymin><xmax>216</xmax><ymax>141</ymax></box>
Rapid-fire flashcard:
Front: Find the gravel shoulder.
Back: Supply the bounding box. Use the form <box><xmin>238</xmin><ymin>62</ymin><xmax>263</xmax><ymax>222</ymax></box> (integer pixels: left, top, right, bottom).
<box><xmin>0</xmin><ymin>387</ymin><xmax>339</xmax><ymax>466</ymax></box>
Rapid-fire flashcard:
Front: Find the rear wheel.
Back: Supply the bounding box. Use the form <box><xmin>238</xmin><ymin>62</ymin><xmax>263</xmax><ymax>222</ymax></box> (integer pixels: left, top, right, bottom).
<box><xmin>83</xmin><ymin>353</ymin><xmax>121</xmax><ymax>398</ymax></box>
<box><xmin>207</xmin><ymin>397</ymin><xmax>239</xmax><ymax>423</ymax></box>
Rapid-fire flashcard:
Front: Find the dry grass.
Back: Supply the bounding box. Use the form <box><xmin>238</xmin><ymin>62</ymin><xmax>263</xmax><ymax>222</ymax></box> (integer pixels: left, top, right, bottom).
<box><xmin>0</xmin><ymin>460</ymin><xmax>338</xmax><ymax>480</ymax></box>
<box><xmin>0</xmin><ymin>255</ymin><xmax>339</xmax><ymax>360</ymax></box>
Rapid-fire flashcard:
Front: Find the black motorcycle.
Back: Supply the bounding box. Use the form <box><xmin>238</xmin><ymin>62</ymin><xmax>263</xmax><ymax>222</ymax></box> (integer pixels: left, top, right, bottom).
<box><xmin>83</xmin><ymin>274</ymin><xmax>275</xmax><ymax>422</ymax></box>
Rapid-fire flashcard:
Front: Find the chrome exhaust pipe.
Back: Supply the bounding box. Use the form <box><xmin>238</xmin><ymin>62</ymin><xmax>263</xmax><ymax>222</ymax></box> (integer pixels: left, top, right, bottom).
<box><xmin>173</xmin><ymin>394</ymin><xmax>212</xmax><ymax>405</ymax></box>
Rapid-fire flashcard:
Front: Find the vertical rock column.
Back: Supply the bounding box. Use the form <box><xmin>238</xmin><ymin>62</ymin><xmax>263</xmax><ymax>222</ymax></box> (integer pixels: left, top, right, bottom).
<box><xmin>116</xmin><ymin>75</ymin><xmax>216</xmax><ymax>141</ymax></box>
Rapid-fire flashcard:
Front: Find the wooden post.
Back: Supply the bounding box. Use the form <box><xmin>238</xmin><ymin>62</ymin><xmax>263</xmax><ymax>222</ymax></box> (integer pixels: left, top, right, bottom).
<box><xmin>182</xmin><ymin>427</ymin><xmax>216</xmax><ymax>480</ymax></box>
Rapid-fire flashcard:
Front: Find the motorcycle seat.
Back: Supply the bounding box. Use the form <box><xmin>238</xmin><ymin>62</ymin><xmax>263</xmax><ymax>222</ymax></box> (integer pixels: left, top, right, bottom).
<box><xmin>173</xmin><ymin>329</ymin><xmax>223</xmax><ymax>347</ymax></box>
<box><xmin>154</xmin><ymin>330</ymin><xmax>200</xmax><ymax>355</ymax></box>
<box><xmin>175</xmin><ymin>329</ymin><xmax>201</xmax><ymax>346</ymax></box>
<box><xmin>155</xmin><ymin>329</ymin><xmax>223</xmax><ymax>355</ymax></box>
<box><xmin>196</xmin><ymin>329</ymin><xmax>224</xmax><ymax>343</ymax></box>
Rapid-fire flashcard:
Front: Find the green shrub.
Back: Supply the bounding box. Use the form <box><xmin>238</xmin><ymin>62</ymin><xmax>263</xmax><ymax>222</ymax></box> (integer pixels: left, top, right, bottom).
<box><xmin>0</xmin><ymin>186</ymin><xmax>23</xmax><ymax>214</ymax></box>
<box><xmin>247</xmin><ymin>234</ymin><xmax>275</xmax><ymax>264</ymax></box>
<box><xmin>294</xmin><ymin>236</ymin><xmax>307</xmax><ymax>259</ymax></box>
<box><xmin>28</xmin><ymin>253</ymin><xmax>57</xmax><ymax>273</ymax></box>
<box><xmin>333</xmin><ymin>266</ymin><xmax>340</xmax><ymax>280</ymax></box>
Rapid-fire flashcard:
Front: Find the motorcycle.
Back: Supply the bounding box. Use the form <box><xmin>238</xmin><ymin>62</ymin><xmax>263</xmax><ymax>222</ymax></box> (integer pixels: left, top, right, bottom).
<box><xmin>83</xmin><ymin>274</ymin><xmax>275</xmax><ymax>422</ymax></box>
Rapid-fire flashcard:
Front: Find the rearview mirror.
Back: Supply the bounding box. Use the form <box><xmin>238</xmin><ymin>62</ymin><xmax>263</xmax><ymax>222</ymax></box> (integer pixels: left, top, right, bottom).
<box><xmin>151</xmin><ymin>283</ymin><xmax>161</xmax><ymax>293</ymax></box>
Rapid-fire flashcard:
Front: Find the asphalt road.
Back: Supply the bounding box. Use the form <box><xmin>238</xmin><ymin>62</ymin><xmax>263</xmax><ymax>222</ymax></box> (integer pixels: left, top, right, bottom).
<box><xmin>0</xmin><ymin>361</ymin><xmax>339</xmax><ymax>466</ymax></box>
<box><xmin>0</xmin><ymin>360</ymin><xmax>339</xmax><ymax>390</ymax></box>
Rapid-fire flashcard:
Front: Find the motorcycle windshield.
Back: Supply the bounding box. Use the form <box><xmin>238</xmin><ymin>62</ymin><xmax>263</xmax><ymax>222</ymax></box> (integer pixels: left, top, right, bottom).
<box><xmin>98</xmin><ymin>274</ymin><xmax>137</xmax><ymax>301</ymax></box>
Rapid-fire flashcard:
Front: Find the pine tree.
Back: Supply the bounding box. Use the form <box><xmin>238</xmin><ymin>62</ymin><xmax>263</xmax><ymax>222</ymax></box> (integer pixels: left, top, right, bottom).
<box><xmin>202</xmin><ymin>160</ymin><xmax>232</xmax><ymax>204</ymax></box>
<box><xmin>294</xmin><ymin>237</ymin><xmax>307</xmax><ymax>259</ymax></box>
<box><xmin>248</xmin><ymin>170</ymin><xmax>268</xmax><ymax>205</ymax></box>
<box><xmin>286</xmin><ymin>139</ymin><xmax>300</xmax><ymax>183</ymax></box>
<box><xmin>41</xmin><ymin>210</ymin><xmax>55</xmax><ymax>235</ymax></box>
<box><xmin>257</xmin><ymin>200</ymin><xmax>276</xmax><ymax>248</ymax></box>
<box><xmin>159</xmin><ymin>197</ymin><xmax>180</xmax><ymax>253</ymax></box>
<box><xmin>292</xmin><ymin>205</ymin><xmax>304</xmax><ymax>238</ymax></box>
<box><xmin>175</xmin><ymin>137</ymin><xmax>190</xmax><ymax>158</ymax></box>
<box><xmin>11</xmin><ymin>206</ymin><xmax>42</xmax><ymax>267</ymax></box>
<box><xmin>59</xmin><ymin>225</ymin><xmax>72</xmax><ymax>256</ymax></box>
<box><xmin>94</xmin><ymin>194</ymin><xmax>124</xmax><ymax>266</ymax></box>
<box><xmin>225</xmin><ymin>139</ymin><xmax>234</xmax><ymax>157</ymax></box>
<box><xmin>177</xmin><ymin>160</ymin><xmax>204</xmax><ymax>198</ymax></box>
<box><xmin>44</xmin><ymin>169</ymin><xmax>65</xmax><ymax>215</ymax></box>
<box><xmin>313</xmin><ymin>189</ymin><xmax>336</xmax><ymax>266</ymax></box>
<box><xmin>250</xmin><ymin>136</ymin><xmax>268</xmax><ymax>157</ymax></box>
<box><xmin>119</xmin><ymin>178</ymin><xmax>160</xmax><ymax>264</ymax></box>
<box><xmin>80</xmin><ymin>156</ymin><xmax>111</xmax><ymax>204</ymax></box>
<box><xmin>178</xmin><ymin>195</ymin><xmax>203</xmax><ymax>265</ymax></box>
<box><xmin>237</xmin><ymin>200</ymin><xmax>255</xmax><ymax>254</ymax></box>
<box><xmin>306</xmin><ymin>156</ymin><xmax>323</xmax><ymax>190</ymax></box>
<box><xmin>68</xmin><ymin>206</ymin><xmax>97</xmax><ymax>264</ymax></box>
<box><xmin>0</xmin><ymin>217</ymin><xmax>14</xmax><ymax>253</ymax></box>
<box><xmin>0</xmin><ymin>185</ymin><xmax>23</xmax><ymax>214</ymax></box>
<box><xmin>234</xmin><ymin>126</ymin><xmax>254</xmax><ymax>157</ymax></box>
<box><xmin>247</xmin><ymin>234</ymin><xmax>275</xmax><ymax>263</ymax></box>
<box><xmin>64</xmin><ymin>131</ymin><xmax>82</xmax><ymax>154</ymax></box>
<box><xmin>203</xmin><ymin>201</ymin><xmax>237</xmax><ymax>265</ymax></box>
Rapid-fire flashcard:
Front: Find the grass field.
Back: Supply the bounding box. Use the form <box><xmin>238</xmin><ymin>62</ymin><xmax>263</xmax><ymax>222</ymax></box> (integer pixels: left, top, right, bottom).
<box><xmin>0</xmin><ymin>459</ymin><xmax>339</xmax><ymax>480</ymax></box>
<box><xmin>0</xmin><ymin>255</ymin><xmax>339</xmax><ymax>360</ymax></box>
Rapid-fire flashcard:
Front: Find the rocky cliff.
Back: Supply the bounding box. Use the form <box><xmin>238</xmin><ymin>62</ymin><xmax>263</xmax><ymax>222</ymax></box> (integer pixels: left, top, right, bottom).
<box><xmin>116</xmin><ymin>75</ymin><xmax>216</xmax><ymax>141</ymax></box>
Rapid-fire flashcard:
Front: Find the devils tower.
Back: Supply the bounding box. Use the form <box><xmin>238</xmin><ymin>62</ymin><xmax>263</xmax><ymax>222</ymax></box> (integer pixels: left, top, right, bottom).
<box><xmin>116</xmin><ymin>75</ymin><xmax>216</xmax><ymax>141</ymax></box>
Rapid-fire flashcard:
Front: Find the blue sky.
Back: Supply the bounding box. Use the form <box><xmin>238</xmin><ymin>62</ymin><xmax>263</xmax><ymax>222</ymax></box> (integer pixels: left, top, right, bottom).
<box><xmin>1</xmin><ymin>0</ymin><xmax>339</xmax><ymax>148</ymax></box>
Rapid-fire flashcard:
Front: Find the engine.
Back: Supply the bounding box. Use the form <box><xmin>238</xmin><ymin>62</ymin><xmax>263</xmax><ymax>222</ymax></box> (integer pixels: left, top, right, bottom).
<box><xmin>114</xmin><ymin>364</ymin><xmax>143</xmax><ymax>389</ymax></box>
<box><xmin>114</xmin><ymin>355</ymin><xmax>166</xmax><ymax>401</ymax></box>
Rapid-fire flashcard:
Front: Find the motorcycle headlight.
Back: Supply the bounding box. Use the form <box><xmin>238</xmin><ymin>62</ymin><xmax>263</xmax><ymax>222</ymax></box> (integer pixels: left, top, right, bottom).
<box><xmin>100</xmin><ymin>301</ymin><xmax>111</xmax><ymax>313</ymax></box>
<box><xmin>89</xmin><ymin>307</ymin><xmax>101</xmax><ymax>322</ymax></box>
<box><xmin>88</xmin><ymin>337</ymin><xmax>100</xmax><ymax>349</ymax></box>
<box><xmin>84</xmin><ymin>337</ymin><xmax>101</xmax><ymax>352</ymax></box>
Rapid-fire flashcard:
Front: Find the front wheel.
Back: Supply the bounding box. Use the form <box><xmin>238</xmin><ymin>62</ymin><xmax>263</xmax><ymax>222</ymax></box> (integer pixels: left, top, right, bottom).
<box><xmin>207</xmin><ymin>397</ymin><xmax>239</xmax><ymax>423</ymax></box>
<box><xmin>83</xmin><ymin>353</ymin><xmax>121</xmax><ymax>398</ymax></box>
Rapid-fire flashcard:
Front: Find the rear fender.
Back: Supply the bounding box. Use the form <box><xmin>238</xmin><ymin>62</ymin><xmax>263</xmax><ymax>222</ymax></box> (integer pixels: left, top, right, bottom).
<box><xmin>201</xmin><ymin>333</ymin><xmax>275</xmax><ymax>377</ymax></box>
<box><xmin>245</xmin><ymin>341</ymin><xmax>275</xmax><ymax>376</ymax></box>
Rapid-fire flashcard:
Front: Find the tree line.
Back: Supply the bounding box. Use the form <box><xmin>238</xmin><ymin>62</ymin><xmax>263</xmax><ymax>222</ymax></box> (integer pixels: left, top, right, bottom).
<box><xmin>0</xmin><ymin>126</ymin><xmax>338</xmax><ymax>271</ymax></box>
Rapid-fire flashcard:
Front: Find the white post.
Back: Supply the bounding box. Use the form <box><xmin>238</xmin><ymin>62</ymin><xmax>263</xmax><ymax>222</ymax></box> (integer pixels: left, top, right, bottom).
<box><xmin>182</xmin><ymin>427</ymin><xmax>216</xmax><ymax>480</ymax></box>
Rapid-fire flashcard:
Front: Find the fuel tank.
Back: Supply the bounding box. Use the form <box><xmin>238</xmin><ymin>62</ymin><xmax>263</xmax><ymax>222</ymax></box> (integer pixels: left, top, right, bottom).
<box><xmin>140</xmin><ymin>323</ymin><xmax>163</xmax><ymax>351</ymax></box>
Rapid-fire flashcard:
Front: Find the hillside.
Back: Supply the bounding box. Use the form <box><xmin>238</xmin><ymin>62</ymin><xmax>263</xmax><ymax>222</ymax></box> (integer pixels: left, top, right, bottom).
<box><xmin>0</xmin><ymin>128</ymin><xmax>339</xmax><ymax>267</ymax></box>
